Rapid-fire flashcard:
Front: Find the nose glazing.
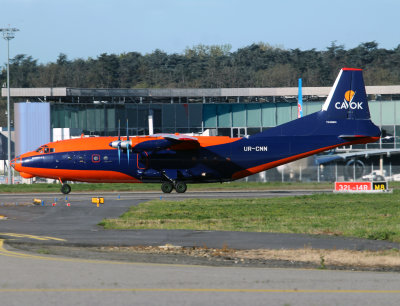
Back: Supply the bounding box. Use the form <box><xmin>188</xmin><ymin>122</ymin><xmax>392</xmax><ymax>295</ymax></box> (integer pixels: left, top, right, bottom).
<box><xmin>10</xmin><ymin>157</ymin><xmax>21</xmax><ymax>169</ymax></box>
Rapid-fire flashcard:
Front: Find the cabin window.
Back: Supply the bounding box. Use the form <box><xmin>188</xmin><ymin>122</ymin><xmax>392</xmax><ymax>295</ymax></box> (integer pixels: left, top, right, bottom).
<box><xmin>92</xmin><ymin>154</ymin><xmax>100</xmax><ymax>163</ymax></box>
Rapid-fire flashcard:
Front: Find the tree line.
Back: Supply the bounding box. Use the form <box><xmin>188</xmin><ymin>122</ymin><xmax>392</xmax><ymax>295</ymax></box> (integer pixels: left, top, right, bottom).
<box><xmin>1</xmin><ymin>41</ymin><xmax>400</xmax><ymax>89</ymax></box>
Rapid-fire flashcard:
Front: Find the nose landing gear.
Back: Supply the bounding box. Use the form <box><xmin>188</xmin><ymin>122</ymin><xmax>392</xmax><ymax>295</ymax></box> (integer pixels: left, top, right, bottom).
<box><xmin>61</xmin><ymin>183</ymin><xmax>71</xmax><ymax>194</ymax></box>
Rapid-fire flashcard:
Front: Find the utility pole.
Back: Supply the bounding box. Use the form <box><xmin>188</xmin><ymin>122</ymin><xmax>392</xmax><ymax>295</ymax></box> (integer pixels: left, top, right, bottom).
<box><xmin>0</xmin><ymin>27</ymin><xmax>19</xmax><ymax>184</ymax></box>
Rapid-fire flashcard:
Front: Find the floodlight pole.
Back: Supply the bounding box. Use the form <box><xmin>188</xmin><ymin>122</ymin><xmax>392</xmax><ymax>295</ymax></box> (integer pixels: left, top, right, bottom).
<box><xmin>0</xmin><ymin>27</ymin><xmax>19</xmax><ymax>184</ymax></box>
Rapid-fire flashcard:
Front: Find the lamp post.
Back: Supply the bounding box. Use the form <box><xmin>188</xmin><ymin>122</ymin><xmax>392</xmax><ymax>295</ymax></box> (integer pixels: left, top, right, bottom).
<box><xmin>0</xmin><ymin>27</ymin><xmax>19</xmax><ymax>184</ymax></box>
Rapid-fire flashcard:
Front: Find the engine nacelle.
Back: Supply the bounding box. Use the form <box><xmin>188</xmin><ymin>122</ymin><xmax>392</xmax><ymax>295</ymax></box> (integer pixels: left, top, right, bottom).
<box><xmin>109</xmin><ymin>140</ymin><xmax>132</xmax><ymax>150</ymax></box>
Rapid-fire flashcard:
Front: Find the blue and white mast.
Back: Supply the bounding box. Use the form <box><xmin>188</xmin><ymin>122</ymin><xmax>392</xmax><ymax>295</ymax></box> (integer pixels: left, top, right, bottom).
<box><xmin>298</xmin><ymin>78</ymin><xmax>303</xmax><ymax>118</ymax></box>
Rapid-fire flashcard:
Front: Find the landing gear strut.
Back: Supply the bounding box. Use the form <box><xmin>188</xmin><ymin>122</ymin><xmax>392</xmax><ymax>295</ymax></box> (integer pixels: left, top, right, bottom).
<box><xmin>61</xmin><ymin>183</ymin><xmax>71</xmax><ymax>194</ymax></box>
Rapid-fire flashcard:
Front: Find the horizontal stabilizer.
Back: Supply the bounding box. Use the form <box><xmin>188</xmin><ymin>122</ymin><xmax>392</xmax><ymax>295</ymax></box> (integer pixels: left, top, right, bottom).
<box><xmin>339</xmin><ymin>135</ymin><xmax>369</xmax><ymax>140</ymax></box>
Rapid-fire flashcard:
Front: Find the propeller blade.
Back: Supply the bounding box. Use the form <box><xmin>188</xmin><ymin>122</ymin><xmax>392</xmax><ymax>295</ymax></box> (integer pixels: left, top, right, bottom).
<box><xmin>126</xmin><ymin>119</ymin><xmax>129</xmax><ymax>141</ymax></box>
<box><xmin>126</xmin><ymin>119</ymin><xmax>130</xmax><ymax>165</ymax></box>
<box><xmin>127</xmin><ymin>143</ymin><xmax>130</xmax><ymax>165</ymax></box>
<box><xmin>118</xmin><ymin>120</ymin><xmax>121</xmax><ymax>141</ymax></box>
<box><xmin>118</xmin><ymin>142</ymin><xmax>121</xmax><ymax>164</ymax></box>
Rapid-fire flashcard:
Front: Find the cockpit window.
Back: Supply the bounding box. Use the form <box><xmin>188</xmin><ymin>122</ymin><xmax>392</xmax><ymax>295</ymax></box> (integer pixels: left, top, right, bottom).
<box><xmin>35</xmin><ymin>146</ymin><xmax>54</xmax><ymax>154</ymax></box>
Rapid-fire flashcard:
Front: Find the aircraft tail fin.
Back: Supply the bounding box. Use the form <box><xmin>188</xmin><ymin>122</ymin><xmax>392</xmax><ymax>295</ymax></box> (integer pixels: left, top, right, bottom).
<box><xmin>321</xmin><ymin>68</ymin><xmax>371</xmax><ymax>120</ymax></box>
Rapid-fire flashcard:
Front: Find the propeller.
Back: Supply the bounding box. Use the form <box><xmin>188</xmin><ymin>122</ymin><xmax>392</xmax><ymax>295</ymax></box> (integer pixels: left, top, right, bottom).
<box><xmin>118</xmin><ymin>120</ymin><xmax>121</xmax><ymax>141</ymax></box>
<box><xmin>117</xmin><ymin>142</ymin><xmax>121</xmax><ymax>164</ymax></box>
<box><xmin>126</xmin><ymin>119</ymin><xmax>130</xmax><ymax>165</ymax></box>
<box><xmin>109</xmin><ymin>119</ymin><xmax>132</xmax><ymax>165</ymax></box>
<box><xmin>117</xmin><ymin>120</ymin><xmax>121</xmax><ymax>164</ymax></box>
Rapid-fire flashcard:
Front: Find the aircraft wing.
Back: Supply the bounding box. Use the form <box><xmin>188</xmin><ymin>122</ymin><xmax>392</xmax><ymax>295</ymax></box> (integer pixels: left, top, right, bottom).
<box><xmin>316</xmin><ymin>149</ymin><xmax>400</xmax><ymax>165</ymax></box>
<box><xmin>132</xmin><ymin>134</ymin><xmax>200</xmax><ymax>152</ymax></box>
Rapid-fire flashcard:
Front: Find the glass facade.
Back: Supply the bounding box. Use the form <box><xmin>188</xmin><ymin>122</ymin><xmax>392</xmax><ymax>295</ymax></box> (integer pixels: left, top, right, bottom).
<box><xmin>37</xmin><ymin>98</ymin><xmax>400</xmax><ymax>183</ymax></box>
<box><xmin>51</xmin><ymin>103</ymin><xmax>204</xmax><ymax>136</ymax></box>
<box><xmin>51</xmin><ymin>100</ymin><xmax>400</xmax><ymax>149</ymax></box>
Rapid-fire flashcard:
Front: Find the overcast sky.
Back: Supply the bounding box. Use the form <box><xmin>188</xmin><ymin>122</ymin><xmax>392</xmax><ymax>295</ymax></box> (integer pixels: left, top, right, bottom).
<box><xmin>0</xmin><ymin>0</ymin><xmax>399</xmax><ymax>65</ymax></box>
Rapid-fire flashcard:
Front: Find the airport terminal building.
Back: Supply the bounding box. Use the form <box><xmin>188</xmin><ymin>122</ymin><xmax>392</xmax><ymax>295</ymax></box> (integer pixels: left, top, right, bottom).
<box><xmin>3</xmin><ymin>85</ymin><xmax>400</xmax><ymax>182</ymax></box>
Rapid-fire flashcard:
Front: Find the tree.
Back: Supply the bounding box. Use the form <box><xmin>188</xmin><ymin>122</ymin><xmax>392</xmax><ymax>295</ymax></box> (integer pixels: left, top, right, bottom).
<box><xmin>1</xmin><ymin>42</ymin><xmax>400</xmax><ymax>89</ymax></box>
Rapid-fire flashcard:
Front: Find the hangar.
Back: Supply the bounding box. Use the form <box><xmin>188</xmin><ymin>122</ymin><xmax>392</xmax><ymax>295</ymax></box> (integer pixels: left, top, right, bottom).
<box><xmin>2</xmin><ymin>84</ymin><xmax>400</xmax><ymax>182</ymax></box>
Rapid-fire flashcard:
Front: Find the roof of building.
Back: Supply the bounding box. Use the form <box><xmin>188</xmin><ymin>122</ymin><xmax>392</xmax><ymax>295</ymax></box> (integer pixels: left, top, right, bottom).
<box><xmin>2</xmin><ymin>86</ymin><xmax>400</xmax><ymax>99</ymax></box>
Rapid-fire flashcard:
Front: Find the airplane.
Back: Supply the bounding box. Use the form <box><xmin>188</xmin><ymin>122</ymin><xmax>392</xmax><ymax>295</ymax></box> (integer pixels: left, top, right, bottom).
<box><xmin>11</xmin><ymin>68</ymin><xmax>381</xmax><ymax>194</ymax></box>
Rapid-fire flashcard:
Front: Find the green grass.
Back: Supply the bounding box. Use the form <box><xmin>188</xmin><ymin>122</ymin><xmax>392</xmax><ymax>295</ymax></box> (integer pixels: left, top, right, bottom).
<box><xmin>0</xmin><ymin>181</ymin><xmax>336</xmax><ymax>193</ymax></box>
<box><xmin>100</xmin><ymin>191</ymin><xmax>400</xmax><ymax>242</ymax></box>
<box><xmin>3</xmin><ymin>181</ymin><xmax>400</xmax><ymax>193</ymax></box>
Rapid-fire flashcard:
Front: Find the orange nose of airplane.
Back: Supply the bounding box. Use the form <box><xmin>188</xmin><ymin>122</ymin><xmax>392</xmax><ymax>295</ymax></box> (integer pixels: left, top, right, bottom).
<box><xmin>11</xmin><ymin>158</ymin><xmax>16</xmax><ymax>168</ymax></box>
<box><xmin>11</xmin><ymin>157</ymin><xmax>21</xmax><ymax>171</ymax></box>
<box><xmin>11</xmin><ymin>155</ymin><xmax>35</xmax><ymax>179</ymax></box>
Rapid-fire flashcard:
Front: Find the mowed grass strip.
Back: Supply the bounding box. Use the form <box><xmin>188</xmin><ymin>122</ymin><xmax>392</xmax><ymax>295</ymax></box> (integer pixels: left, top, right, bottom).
<box><xmin>0</xmin><ymin>181</ymin><xmax>335</xmax><ymax>193</ymax></box>
<box><xmin>3</xmin><ymin>181</ymin><xmax>400</xmax><ymax>193</ymax></box>
<box><xmin>101</xmin><ymin>191</ymin><xmax>400</xmax><ymax>242</ymax></box>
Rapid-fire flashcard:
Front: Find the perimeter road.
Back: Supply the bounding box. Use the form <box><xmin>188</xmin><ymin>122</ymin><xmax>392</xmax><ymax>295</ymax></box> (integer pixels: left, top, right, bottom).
<box><xmin>0</xmin><ymin>239</ymin><xmax>400</xmax><ymax>306</ymax></box>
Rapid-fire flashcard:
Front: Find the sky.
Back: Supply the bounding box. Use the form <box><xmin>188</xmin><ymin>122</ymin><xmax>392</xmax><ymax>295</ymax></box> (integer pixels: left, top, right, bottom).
<box><xmin>0</xmin><ymin>0</ymin><xmax>399</xmax><ymax>65</ymax></box>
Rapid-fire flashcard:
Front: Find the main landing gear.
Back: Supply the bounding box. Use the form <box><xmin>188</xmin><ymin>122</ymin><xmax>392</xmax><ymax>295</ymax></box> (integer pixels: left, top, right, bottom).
<box><xmin>61</xmin><ymin>183</ymin><xmax>71</xmax><ymax>194</ymax></box>
<box><xmin>161</xmin><ymin>181</ymin><xmax>187</xmax><ymax>194</ymax></box>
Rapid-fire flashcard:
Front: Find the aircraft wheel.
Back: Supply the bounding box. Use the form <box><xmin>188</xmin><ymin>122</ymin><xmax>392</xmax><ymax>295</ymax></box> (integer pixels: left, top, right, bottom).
<box><xmin>61</xmin><ymin>184</ymin><xmax>71</xmax><ymax>194</ymax></box>
<box><xmin>175</xmin><ymin>181</ymin><xmax>187</xmax><ymax>193</ymax></box>
<box><xmin>161</xmin><ymin>182</ymin><xmax>174</xmax><ymax>193</ymax></box>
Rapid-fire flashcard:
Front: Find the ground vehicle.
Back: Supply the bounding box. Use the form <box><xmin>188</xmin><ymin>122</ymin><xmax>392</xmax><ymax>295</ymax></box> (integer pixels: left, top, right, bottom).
<box><xmin>362</xmin><ymin>170</ymin><xmax>386</xmax><ymax>181</ymax></box>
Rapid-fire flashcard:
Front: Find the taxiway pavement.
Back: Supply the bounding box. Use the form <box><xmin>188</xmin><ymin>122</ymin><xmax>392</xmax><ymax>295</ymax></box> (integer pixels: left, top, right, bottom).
<box><xmin>1</xmin><ymin>190</ymin><xmax>399</xmax><ymax>306</ymax></box>
<box><xmin>1</xmin><ymin>240</ymin><xmax>400</xmax><ymax>306</ymax></box>
<box><xmin>0</xmin><ymin>190</ymin><xmax>398</xmax><ymax>250</ymax></box>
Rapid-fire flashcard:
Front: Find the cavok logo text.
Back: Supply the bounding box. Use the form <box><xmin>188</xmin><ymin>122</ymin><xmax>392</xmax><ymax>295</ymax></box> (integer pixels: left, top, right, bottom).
<box><xmin>335</xmin><ymin>90</ymin><xmax>363</xmax><ymax>110</ymax></box>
